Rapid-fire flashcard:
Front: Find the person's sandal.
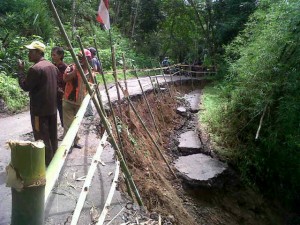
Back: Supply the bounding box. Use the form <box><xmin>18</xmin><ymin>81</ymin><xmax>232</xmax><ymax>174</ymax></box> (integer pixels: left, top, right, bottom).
<box><xmin>73</xmin><ymin>143</ymin><xmax>83</xmax><ymax>149</ymax></box>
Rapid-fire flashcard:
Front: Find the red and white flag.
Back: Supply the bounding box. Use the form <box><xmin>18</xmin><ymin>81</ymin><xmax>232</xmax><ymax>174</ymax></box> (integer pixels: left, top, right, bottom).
<box><xmin>96</xmin><ymin>0</ymin><xmax>110</xmax><ymax>30</ymax></box>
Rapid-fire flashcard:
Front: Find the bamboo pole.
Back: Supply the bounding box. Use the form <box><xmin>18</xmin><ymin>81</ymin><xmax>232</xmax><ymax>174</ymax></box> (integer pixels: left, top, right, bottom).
<box><xmin>7</xmin><ymin>140</ymin><xmax>46</xmax><ymax>225</ymax></box>
<box><xmin>45</xmin><ymin>94</ymin><xmax>90</xmax><ymax>202</ymax></box>
<box><xmin>47</xmin><ymin>0</ymin><xmax>143</xmax><ymax>207</ymax></box>
<box><xmin>121</xmin><ymin>53</ymin><xmax>131</xmax><ymax>119</ymax></box>
<box><xmin>111</xmin><ymin>46</ymin><xmax>122</xmax><ymax>116</ymax></box>
<box><xmin>92</xmin><ymin>39</ymin><xmax>123</xmax><ymax>150</ymax></box>
<box><xmin>147</xmin><ymin>74</ymin><xmax>166</xmax><ymax>127</ymax></box>
<box><xmin>133</xmin><ymin>67</ymin><xmax>161</xmax><ymax>141</ymax></box>
<box><xmin>255</xmin><ymin>105</ymin><xmax>267</xmax><ymax>140</ymax></box>
<box><xmin>93</xmin><ymin>40</ymin><xmax>133</xmax><ymax>200</ymax></box>
<box><xmin>70</xmin><ymin>132</ymin><xmax>108</xmax><ymax>225</ymax></box>
<box><xmin>159</xmin><ymin>63</ymin><xmax>172</xmax><ymax>97</ymax></box>
<box><xmin>116</xmin><ymin>82</ymin><xmax>177</xmax><ymax>178</ymax></box>
<box><xmin>77</xmin><ymin>36</ymin><xmax>107</xmax><ymax>117</ymax></box>
<box><xmin>122</xmin><ymin>53</ymin><xmax>128</xmax><ymax>92</ymax></box>
<box><xmin>189</xmin><ymin>65</ymin><xmax>194</xmax><ymax>90</ymax></box>
<box><xmin>96</xmin><ymin>160</ymin><xmax>120</xmax><ymax>225</ymax></box>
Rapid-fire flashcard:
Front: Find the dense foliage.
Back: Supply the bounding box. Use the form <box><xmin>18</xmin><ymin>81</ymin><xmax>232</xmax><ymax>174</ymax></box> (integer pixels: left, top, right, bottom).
<box><xmin>1</xmin><ymin>0</ymin><xmax>298</xmax><ymax>217</ymax></box>
<box><xmin>0</xmin><ymin>0</ymin><xmax>255</xmax><ymax>112</ymax></box>
<box><xmin>201</xmin><ymin>0</ymin><xmax>300</xmax><ymax>208</ymax></box>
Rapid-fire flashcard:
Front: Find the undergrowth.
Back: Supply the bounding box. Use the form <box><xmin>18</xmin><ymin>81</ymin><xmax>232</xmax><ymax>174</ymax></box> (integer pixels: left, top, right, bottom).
<box><xmin>200</xmin><ymin>0</ymin><xmax>300</xmax><ymax>212</ymax></box>
<box><xmin>0</xmin><ymin>71</ymin><xmax>28</xmax><ymax>112</ymax></box>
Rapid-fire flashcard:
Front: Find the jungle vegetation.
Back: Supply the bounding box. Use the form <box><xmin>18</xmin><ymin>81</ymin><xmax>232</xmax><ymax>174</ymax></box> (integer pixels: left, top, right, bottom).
<box><xmin>0</xmin><ymin>0</ymin><xmax>299</xmax><ymax>218</ymax></box>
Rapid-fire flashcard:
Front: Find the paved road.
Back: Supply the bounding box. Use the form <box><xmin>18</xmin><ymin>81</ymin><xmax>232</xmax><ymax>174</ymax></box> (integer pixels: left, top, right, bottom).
<box><xmin>0</xmin><ymin>75</ymin><xmax>193</xmax><ymax>224</ymax></box>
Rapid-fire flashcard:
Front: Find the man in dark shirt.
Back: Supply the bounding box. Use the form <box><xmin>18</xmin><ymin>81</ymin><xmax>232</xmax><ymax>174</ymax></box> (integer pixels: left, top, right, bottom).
<box><xmin>88</xmin><ymin>47</ymin><xmax>102</xmax><ymax>73</ymax></box>
<box><xmin>51</xmin><ymin>46</ymin><xmax>67</xmax><ymax>128</ymax></box>
<box><xmin>18</xmin><ymin>41</ymin><xmax>59</xmax><ymax>166</ymax></box>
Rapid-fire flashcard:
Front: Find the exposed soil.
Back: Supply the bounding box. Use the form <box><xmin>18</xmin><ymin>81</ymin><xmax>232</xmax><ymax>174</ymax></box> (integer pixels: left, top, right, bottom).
<box><xmin>106</xmin><ymin>81</ymin><xmax>285</xmax><ymax>225</ymax></box>
<box><xmin>0</xmin><ymin>80</ymin><xmax>288</xmax><ymax>225</ymax></box>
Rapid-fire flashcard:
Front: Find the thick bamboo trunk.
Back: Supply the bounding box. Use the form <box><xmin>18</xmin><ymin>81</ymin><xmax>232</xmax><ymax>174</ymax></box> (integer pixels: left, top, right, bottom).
<box><xmin>7</xmin><ymin>140</ymin><xmax>46</xmax><ymax>225</ymax></box>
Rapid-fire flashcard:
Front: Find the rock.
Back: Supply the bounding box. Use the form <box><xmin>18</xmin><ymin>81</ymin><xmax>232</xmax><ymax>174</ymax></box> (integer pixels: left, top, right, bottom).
<box><xmin>174</xmin><ymin>153</ymin><xmax>228</xmax><ymax>188</ymax></box>
<box><xmin>184</xmin><ymin>90</ymin><xmax>201</xmax><ymax>113</ymax></box>
<box><xmin>178</xmin><ymin>130</ymin><xmax>202</xmax><ymax>155</ymax></box>
<box><xmin>176</xmin><ymin>106</ymin><xmax>187</xmax><ymax>116</ymax></box>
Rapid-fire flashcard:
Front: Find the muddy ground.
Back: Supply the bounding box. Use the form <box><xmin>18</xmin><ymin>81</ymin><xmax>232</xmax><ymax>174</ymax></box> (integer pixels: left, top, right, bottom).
<box><xmin>101</xmin><ymin>81</ymin><xmax>286</xmax><ymax>225</ymax></box>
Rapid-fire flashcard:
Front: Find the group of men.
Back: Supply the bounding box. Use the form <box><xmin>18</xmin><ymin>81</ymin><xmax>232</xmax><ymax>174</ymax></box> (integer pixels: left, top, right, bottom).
<box><xmin>17</xmin><ymin>41</ymin><xmax>102</xmax><ymax>166</ymax></box>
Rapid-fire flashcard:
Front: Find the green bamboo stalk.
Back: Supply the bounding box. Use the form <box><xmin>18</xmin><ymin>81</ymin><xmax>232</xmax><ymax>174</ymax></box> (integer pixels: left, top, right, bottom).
<box><xmin>122</xmin><ymin>53</ymin><xmax>128</xmax><ymax>92</ymax></box>
<box><xmin>45</xmin><ymin>94</ymin><xmax>90</xmax><ymax>202</ymax></box>
<box><xmin>147</xmin><ymin>74</ymin><xmax>166</xmax><ymax>127</ymax></box>
<box><xmin>133</xmin><ymin>68</ymin><xmax>161</xmax><ymax>141</ymax></box>
<box><xmin>116</xmin><ymin>82</ymin><xmax>177</xmax><ymax>179</ymax></box>
<box><xmin>47</xmin><ymin>0</ymin><xmax>144</xmax><ymax>207</ymax></box>
<box><xmin>7</xmin><ymin>140</ymin><xmax>46</xmax><ymax>225</ymax></box>
<box><xmin>111</xmin><ymin>45</ymin><xmax>122</xmax><ymax>116</ymax></box>
<box><xmin>159</xmin><ymin>63</ymin><xmax>172</xmax><ymax>97</ymax></box>
<box><xmin>77</xmin><ymin>36</ymin><xmax>107</xmax><ymax>117</ymax></box>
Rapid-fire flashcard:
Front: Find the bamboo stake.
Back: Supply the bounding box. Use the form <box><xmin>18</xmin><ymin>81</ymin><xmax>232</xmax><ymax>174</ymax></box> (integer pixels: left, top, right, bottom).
<box><xmin>111</xmin><ymin>46</ymin><xmax>122</xmax><ymax>116</ymax></box>
<box><xmin>77</xmin><ymin>36</ymin><xmax>106</xmax><ymax>117</ymax></box>
<box><xmin>93</xmin><ymin>40</ymin><xmax>133</xmax><ymax>200</ymax></box>
<box><xmin>7</xmin><ymin>140</ymin><xmax>46</xmax><ymax>225</ymax></box>
<box><xmin>122</xmin><ymin>53</ymin><xmax>131</xmax><ymax>119</ymax></box>
<box><xmin>116</xmin><ymin>82</ymin><xmax>177</xmax><ymax>178</ymax></box>
<box><xmin>189</xmin><ymin>65</ymin><xmax>194</xmax><ymax>90</ymax></box>
<box><xmin>45</xmin><ymin>94</ymin><xmax>90</xmax><ymax>202</ymax></box>
<box><xmin>96</xmin><ymin>160</ymin><xmax>120</xmax><ymax>225</ymax></box>
<box><xmin>47</xmin><ymin>0</ymin><xmax>143</xmax><ymax>207</ymax></box>
<box><xmin>133</xmin><ymin>67</ymin><xmax>161</xmax><ymax>141</ymax></box>
<box><xmin>154</xmin><ymin>75</ymin><xmax>163</xmax><ymax>97</ymax></box>
<box><xmin>122</xmin><ymin>53</ymin><xmax>128</xmax><ymax>92</ymax></box>
<box><xmin>159</xmin><ymin>63</ymin><xmax>172</xmax><ymax>97</ymax></box>
<box><xmin>147</xmin><ymin>74</ymin><xmax>166</xmax><ymax>128</ymax></box>
<box><xmin>92</xmin><ymin>39</ymin><xmax>123</xmax><ymax>150</ymax></box>
<box><xmin>255</xmin><ymin>105</ymin><xmax>267</xmax><ymax>140</ymax></box>
<box><xmin>70</xmin><ymin>132</ymin><xmax>108</xmax><ymax>225</ymax></box>
<box><xmin>105</xmin><ymin>207</ymin><xmax>125</xmax><ymax>225</ymax></box>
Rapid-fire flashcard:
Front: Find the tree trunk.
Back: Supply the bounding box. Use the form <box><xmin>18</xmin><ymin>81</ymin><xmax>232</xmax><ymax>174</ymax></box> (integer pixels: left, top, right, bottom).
<box><xmin>71</xmin><ymin>0</ymin><xmax>77</xmax><ymax>40</ymax></box>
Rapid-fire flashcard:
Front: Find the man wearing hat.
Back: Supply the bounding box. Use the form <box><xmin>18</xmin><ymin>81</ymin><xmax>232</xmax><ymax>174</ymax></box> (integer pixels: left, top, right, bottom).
<box><xmin>17</xmin><ymin>40</ymin><xmax>59</xmax><ymax>166</ymax></box>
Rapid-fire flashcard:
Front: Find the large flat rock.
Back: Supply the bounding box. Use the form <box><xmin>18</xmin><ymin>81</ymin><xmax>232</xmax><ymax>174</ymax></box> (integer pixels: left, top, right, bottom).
<box><xmin>184</xmin><ymin>90</ymin><xmax>201</xmax><ymax>113</ymax></box>
<box><xmin>178</xmin><ymin>130</ymin><xmax>202</xmax><ymax>154</ymax></box>
<box><xmin>174</xmin><ymin>153</ymin><xmax>228</xmax><ymax>187</ymax></box>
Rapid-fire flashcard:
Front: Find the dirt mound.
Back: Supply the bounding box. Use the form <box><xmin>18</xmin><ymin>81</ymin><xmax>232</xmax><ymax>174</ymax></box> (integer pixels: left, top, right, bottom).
<box><xmin>107</xmin><ymin>83</ymin><xmax>284</xmax><ymax>225</ymax></box>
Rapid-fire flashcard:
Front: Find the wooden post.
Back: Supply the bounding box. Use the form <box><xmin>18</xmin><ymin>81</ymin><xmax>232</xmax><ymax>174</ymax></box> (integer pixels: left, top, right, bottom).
<box><xmin>7</xmin><ymin>140</ymin><xmax>46</xmax><ymax>225</ymax></box>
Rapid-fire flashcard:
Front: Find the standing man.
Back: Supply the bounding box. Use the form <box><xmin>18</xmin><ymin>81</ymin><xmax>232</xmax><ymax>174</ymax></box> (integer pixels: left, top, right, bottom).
<box><xmin>88</xmin><ymin>47</ymin><xmax>102</xmax><ymax>73</ymax></box>
<box><xmin>63</xmin><ymin>49</ymin><xmax>94</xmax><ymax>150</ymax></box>
<box><xmin>18</xmin><ymin>40</ymin><xmax>59</xmax><ymax>166</ymax></box>
<box><xmin>51</xmin><ymin>46</ymin><xmax>67</xmax><ymax>129</ymax></box>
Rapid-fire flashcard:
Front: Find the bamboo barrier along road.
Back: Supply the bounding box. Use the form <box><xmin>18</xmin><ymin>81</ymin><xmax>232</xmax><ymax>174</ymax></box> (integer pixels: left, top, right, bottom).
<box><xmin>45</xmin><ymin>94</ymin><xmax>91</xmax><ymax>203</ymax></box>
<box><xmin>70</xmin><ymin>132</ymin><xmax>108</xmax><ymax>225</ymax></box>
<box><xmin>6</xmin><ymin>2</ymin><xmax>219</xmax><ymax>224</ymax></box>
<box><xmin>103</xmin><ymin>63</ymin><xmax>217</xmax><ymax>77</ymax></box>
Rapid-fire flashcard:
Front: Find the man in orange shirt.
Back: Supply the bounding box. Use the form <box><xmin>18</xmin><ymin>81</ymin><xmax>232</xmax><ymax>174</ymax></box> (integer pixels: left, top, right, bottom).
<box><xmin>63</xmin><ymin>49</ymin><xmax>94</xmax><ymax>149</ymax></box>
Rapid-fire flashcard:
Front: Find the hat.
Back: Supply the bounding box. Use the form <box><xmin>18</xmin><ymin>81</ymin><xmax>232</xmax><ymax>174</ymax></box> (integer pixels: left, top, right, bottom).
<box><xmin>77</xmin><ymin>49</ymin><xmax>92</xmax><ymax>58</ymax></box>
<box><xmin>88</xmin><ymin>47</ymin><xmax>97</xmax><ymax>55</ymax></box>
<box><xmin>25</xmin><ymin>41</ymin><xmax>46</xmax><ymax>52</ymax></box>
